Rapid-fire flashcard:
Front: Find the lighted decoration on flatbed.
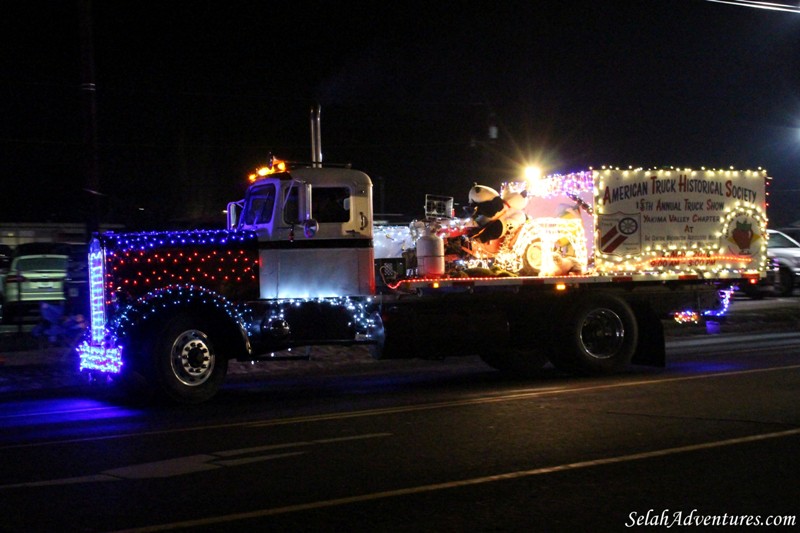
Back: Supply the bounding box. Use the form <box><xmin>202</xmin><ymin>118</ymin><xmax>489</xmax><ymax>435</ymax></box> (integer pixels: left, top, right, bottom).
<box><xmin>594</xmin><ymin>168</ymin><xmax>768</xmax><ymax>278</ymax></box>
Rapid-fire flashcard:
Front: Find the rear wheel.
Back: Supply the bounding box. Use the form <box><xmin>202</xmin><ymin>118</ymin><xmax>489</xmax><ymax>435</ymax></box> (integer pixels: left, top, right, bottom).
<box><xmin>550</xmin><ymin>294</ymin><xmax>637</xmax><ymax>375</ymax></box>
<box><xmin>150</xmin><ymin>314</ymin><xmax>228</xmax><ymax>403</ymax></box>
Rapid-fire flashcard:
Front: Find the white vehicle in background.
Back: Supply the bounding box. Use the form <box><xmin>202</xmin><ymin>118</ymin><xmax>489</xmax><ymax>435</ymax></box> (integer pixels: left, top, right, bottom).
<box><xmin>766</xmin><ymin>229</ymin><xmax>800</xmax><ymax>296</ymax></box>
<box><xmin>1</xmin><ymin>249</ymin><xmax>68</xmax><ymax>323</ymax></box>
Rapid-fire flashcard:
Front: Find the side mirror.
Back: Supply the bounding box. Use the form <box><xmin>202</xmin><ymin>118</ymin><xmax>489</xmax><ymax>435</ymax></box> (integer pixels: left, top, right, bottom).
<box><xmin>299</xmin><ymin>183</ymin><xmax>313</xmax><ymax>221</ymax></box>
<box><xmin>303</xmin><ymin>219</ymin><xmax>319</xmax><ymax>238</ymax></box>
<box><xmin>227</xmin><ymin>200</ymin><xmax>243</xmax><ymax>229</ymax></box>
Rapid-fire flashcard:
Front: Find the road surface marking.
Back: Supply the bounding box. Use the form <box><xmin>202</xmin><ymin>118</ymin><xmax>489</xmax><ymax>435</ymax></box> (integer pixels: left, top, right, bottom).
<box><xmin>246</xmin><ymin>364</ymin><xmax>800</xmax><ymax>427</ymax></box>
<box><xmin>111</xmin><ymin>427</ymin><xmax>800</xmax><ymax>532</ymax></box>
<box><xmin>0</xmin><ymin>432</ymin><xmax>391</xmax><ymax>489</ymax></box>
<box><xmin>3</xmin><ymin>364</ymin><xmax>799</xmax><ymax>451</ymax></box>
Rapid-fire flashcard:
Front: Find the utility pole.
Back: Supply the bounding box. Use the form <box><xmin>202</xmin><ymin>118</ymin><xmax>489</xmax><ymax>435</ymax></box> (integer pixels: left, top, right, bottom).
<box><xmin>79</xmin><ymin>0</ymin><xmax>100</xmax><ymax>240</ymax></box>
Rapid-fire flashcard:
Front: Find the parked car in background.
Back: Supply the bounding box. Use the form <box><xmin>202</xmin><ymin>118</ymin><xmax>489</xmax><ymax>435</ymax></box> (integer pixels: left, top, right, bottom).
<box><xmin>765</xmin><ymin>229</ymin><xmax>800</xmax><ymax>296</ymax></box>
<box><xmin>1</xmin><ymin>248</ymin><xmax>68</xmax><ymax>323</ymax></box>
<box><xmin>774</xmin><ymin>226</ymin><xmax>800</xmax><ymax>244</ymax></box>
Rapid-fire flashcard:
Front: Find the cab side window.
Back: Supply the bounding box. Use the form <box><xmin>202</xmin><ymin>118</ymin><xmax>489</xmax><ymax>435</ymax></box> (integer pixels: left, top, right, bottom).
<box><xmin>313</xmin><ymin>187</ymin><xmax>350</xmax><ymax>223</ymax></box>
<box><xmin>282</xmin><ymin>186</ymin><xmax>351</xmax><ymax>224</ymax></box>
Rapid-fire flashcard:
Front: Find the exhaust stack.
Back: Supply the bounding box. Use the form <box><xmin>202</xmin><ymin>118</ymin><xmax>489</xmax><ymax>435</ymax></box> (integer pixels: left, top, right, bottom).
<box><xmin>310</xmin><ymin>103</ymin><xmax>322</xmax><ymax>168</ymax></box>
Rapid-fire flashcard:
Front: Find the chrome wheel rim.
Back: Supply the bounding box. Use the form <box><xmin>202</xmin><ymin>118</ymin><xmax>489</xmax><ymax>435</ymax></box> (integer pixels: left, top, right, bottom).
<box><xmin>579</xmin><ymin>309</ymin><xmax>625</xmax><ymax>359</ymax></box>
<box><xmin>170</xmin><ymin>329</ymin><xmax>215</xmax><ymax>386</ymax></box>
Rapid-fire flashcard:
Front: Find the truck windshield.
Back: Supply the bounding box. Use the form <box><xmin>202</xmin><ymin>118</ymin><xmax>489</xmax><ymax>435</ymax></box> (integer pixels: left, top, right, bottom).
<box><xmin>243</xmin><ymin>184</ymin><xmax>277</xmax><ymax>225</ymax></box>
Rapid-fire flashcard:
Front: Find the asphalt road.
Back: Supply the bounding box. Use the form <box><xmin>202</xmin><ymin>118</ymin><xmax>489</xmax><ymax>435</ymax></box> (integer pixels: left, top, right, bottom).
<box><xmin>0</xmin><ymin>323</ymin><xmax>798</xmax><ymax>532</ymax></box>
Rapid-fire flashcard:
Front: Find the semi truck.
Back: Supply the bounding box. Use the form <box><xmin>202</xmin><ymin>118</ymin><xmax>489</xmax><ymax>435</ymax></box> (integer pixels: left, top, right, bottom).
<box><xmin>78</xmin><ymin>135</ymin><xmax>768</xmax><ymax>403</ymax></box>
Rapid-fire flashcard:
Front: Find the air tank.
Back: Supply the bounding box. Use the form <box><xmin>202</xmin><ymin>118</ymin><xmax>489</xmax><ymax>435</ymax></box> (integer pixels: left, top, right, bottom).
<box><xmin>416</xmin><ymin>227</ymin><xmax>445</xmax><ymax>278</ymax></box>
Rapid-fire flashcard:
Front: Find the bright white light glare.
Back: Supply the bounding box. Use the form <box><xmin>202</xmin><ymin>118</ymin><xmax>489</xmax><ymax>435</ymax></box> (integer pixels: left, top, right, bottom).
<box><xmin>704</xmin><ymin>0</ymin><xmax>800</xmax><ymax>13</ymax></box>
<box><xmin>524</xmin><ymin>166</ymin><xmax>542</xmax><ymax>181</ymax></box>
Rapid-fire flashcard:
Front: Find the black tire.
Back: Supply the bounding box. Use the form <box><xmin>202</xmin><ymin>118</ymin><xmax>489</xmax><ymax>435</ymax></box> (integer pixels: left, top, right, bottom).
<box><xmin>776</xmin><ymin>267</ymin><xmax>794</xmax><ymax>297</ymax></box>
<box><xmin>480</xmin><ymin>348</ymin><xmax>549</xmax><ymax>378</ymax></box>
<box><xmin>150</xmin><ymin>313</ymin><xmax>228</xmax><ymax>404</ymax></box>
<box><xmin>550</xmin><ymin>294</ymin><xmax>638</xmax><ymax>375</ymax></box>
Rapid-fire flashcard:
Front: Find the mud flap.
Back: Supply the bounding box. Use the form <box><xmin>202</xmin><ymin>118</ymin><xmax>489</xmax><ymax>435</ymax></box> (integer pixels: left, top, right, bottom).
<box><xmin>631</xmin><ymin>303</ymin><xmax>665</xmax><ymax>367</ymax></box>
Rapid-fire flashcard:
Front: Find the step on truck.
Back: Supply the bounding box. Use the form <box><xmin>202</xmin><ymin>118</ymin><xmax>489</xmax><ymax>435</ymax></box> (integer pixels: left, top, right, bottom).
<box><xmin>78</xmin><ymin>155</ymin><xmax>768</xmax><ymax>402</ymax></box>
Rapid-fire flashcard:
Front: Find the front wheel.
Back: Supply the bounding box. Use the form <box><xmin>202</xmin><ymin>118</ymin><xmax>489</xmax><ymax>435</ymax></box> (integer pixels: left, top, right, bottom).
<box><xmin>151</xmin><ymin>314</ymin><xmax>228</xmax><ymax>403</ymax></box>
<box><xmin>549</xmin><ymin>294</ymin><xmax>638</xmax><ymax>375</ymax></box>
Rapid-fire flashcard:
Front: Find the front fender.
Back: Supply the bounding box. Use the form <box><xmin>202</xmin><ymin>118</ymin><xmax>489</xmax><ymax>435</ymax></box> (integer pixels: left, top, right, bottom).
<box><xmin>110</xmin><ymin>285</ymin><xmax>252</xmax><ymax>365</ymax></box>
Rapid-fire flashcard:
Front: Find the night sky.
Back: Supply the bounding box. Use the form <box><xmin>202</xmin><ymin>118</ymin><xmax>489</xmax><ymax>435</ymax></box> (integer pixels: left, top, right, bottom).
<box><xmin>2</xmin><ymin>0</ymin><xmax>800</xmax><ymax>230</ymax></box>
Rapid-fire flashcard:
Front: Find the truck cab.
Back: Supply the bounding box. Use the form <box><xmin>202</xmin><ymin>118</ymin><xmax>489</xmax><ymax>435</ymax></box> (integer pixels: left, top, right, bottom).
<box><xmin>232</xmin><ymin>163</ymin><xmax>375</xmax><ymax>299</ymax></box>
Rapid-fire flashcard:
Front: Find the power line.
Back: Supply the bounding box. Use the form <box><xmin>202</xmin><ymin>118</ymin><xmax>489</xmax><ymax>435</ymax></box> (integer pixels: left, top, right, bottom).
<box><xmin>704</xmin><ymin>0</ymin><xmax>800</xmax><ymax>13</ymax></box>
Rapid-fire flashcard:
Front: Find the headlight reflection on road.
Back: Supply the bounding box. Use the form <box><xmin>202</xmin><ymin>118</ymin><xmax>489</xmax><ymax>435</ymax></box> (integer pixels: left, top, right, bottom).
<box><xmin>0</xmin><ymin>397</ymin><xmax>142</xmax><ymax>438</ymax></box>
